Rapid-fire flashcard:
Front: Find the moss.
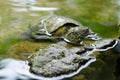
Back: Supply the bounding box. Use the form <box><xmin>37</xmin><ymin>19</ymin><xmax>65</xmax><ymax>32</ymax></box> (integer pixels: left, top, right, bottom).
<box><xmin>0</xmin><ymin>39</ymin><xmax>20</xmax><ymax>54</ymax></box>
<box><xmin>6</xmin><ymin>41</ymin><xmax>53</xmax><ymax>60</ymax></box>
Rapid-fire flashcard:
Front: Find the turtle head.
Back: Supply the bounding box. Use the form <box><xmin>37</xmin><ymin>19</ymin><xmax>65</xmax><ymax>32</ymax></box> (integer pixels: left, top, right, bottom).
<box><xmin>64</xmin><ymin>27</ymin><xmax>90</xmax><ymax>45</ymax></box>
<box><xmin>29</xmin><ymin>24</ymin><xmax>51</xmax><ymax>40</ymax></box>
<box><xmin>29</xmin><ymin>23</ymin><xmax>47</xmax><ymax>35</ymax></box>
<box><xmin>85</xmin><ymin>29</ymin><xmax>101</xmax><ymax>40</ymax></box>
<box><xmin>64</xmin><ymin>27</ymin><xmax>101</xmax><ymax>45</ymax></box>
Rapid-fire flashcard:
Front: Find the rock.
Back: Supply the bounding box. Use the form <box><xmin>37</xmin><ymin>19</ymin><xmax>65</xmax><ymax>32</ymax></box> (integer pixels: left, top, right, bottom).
<box><xmin>84</xmin><ymin>39</ymin><xmax>117</xmax><ymax>51</ymax></box>
<box><xmin>114</xmin><ymin>40</ymin><xmax>120</xmax><ymax>53</ymax></box>
<box><xmin>28</xmin><ymin>44</ymin><xmax>93</xmax><ymax>77</ymax></box>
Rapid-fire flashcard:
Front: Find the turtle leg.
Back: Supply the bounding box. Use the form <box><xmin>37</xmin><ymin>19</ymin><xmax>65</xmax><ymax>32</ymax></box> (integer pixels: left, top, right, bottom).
<box><xmin>30</xmin><ymin>33</ymin><xmax>51</xmax><ymax>40</ymax></box>
<box><xmin>85</xmin><ymin>33</ymin><xmax>101</xmax><ymax>40</ymax></box>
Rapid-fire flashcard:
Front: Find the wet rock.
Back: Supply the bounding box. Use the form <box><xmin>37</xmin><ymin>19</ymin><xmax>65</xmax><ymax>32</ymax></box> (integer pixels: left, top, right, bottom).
<box><xmin>84</xmin><ymin>39</ymin><xmax>118</xmax><ymax>50</ymax></box>
<box><xmin>28</xmin><ymin>44</ymin><xmax>93</xmax><ymax>77</ymax></box>
<box><xmin>6</xmin><ymin>41</ymin><xmax>53</xmax><ymax>60</ymax></box>
<box><xmin>114</xmin><ymin>40</ymin><xmax>120</xmax><ymax>53</ymax></box>
<box><xmin>114</xmin><ymin>56</ymin><xmax>120</xmax><ymax>80</ymax></box>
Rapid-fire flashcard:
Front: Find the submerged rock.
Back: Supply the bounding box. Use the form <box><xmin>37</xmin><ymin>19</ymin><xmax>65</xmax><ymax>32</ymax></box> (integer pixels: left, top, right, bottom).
<box><xmin>28</xmin><ymin>44</ymin><xmax>94</xmax><ymax>77</ymax></box>
<box><xmin>84</xmin><ymin>39</ymin><xmax>117</xmax><ymax>50</ymax></box>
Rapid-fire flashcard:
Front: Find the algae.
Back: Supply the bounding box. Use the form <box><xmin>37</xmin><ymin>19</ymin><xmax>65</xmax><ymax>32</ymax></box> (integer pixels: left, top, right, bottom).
<box><xmin>6</xmin><ymin>41</ymin><xmax>53</xmax><ymax>60</ymax></box>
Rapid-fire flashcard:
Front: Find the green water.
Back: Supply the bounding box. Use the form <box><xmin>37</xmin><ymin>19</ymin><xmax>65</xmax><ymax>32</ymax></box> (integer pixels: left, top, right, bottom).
<box><xmin>0</xmin><ymin>0</ymin><xmax>120</xmax><ymax>80</ymax></box>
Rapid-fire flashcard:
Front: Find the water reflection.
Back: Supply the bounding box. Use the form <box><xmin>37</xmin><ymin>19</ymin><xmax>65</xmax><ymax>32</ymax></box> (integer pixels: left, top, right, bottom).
<box><xmin>12</xmin><ymin>8</ymin><xmax>28</xmax><ymax>12</ymax></box>
<box><xmin>11</xmin><ymin>0</ymin><xmax>59</xmax><ymax>15</ymax></box>
<box><xmin>0</xmin><ymin>16</ymin><xmax>2</xmax><ymax>25</ymax></box>
<box><xmin>12</xmin><ymin>6</ymin><xmax>59</xmax><ymax>12</ymax></box>
<box><xmin>117</xmin><ymin>0</ymin><xmax>120</xmax><ymax>6</ymax></box>
<box><xmin>11</xmin><ymin>0</ymin><xmax>37</xmax><ymax>6</ymax></box>
<box><xmin>29</xmin><ymin>6</ymin><xmax>59</xmax><ymax>11</ymax></box>
<box><xmin>0</xmin><ymin>59</ymin><xmax>40</xmax><ymax>80</ymax></box>
<box><xmin>117</xmin><ymin>0</ymin><xmax>120</xmax><ymax>21</ymax></box>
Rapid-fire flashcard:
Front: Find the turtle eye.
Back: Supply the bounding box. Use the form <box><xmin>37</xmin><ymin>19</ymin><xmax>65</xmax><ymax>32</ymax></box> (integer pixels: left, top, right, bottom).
<box><xmin>84</xmin><ymin>28</ymin><xmax>89</xmax><ymax>33</ymax></box>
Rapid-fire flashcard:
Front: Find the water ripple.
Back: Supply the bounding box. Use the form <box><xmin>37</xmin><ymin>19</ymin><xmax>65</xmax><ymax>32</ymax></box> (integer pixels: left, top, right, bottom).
<box><xmin>11</xmin><ymin>0</ymin><xmax>37</xmax><ymax>5</ymax></box>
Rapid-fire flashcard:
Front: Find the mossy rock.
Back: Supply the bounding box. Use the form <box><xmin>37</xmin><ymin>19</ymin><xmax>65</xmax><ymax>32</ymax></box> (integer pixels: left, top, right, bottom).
<box><xmin>6</xmin><ymin>41</ymin><xmax>53</xmax><ymax>60</ymax></box>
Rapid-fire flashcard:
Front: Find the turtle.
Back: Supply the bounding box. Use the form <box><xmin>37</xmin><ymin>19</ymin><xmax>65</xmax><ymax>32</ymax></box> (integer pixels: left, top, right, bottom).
<box><xmin>29</xmin><ymin>15</ymin><xmax>101</xmax><ymax>45</ymax></box>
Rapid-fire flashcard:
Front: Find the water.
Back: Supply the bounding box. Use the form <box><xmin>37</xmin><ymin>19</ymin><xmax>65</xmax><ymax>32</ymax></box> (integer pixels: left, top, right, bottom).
<box><xmin>0</xmin><ymin>0</ymin><xmax>120</xmax><ymax>80</ymax></box>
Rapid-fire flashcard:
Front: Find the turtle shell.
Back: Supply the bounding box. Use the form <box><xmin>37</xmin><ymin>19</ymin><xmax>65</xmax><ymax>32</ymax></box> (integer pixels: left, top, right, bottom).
<box><xmin>32</xmin><ymin>15</ymin><xmax>80</xmax><ymax>36</ymax></box>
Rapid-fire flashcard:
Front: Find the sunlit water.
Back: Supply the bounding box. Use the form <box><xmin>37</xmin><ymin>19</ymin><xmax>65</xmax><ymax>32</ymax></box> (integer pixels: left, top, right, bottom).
<box><xmin>11</xmin><ymin>0</ymin><xmax>58</xmax><ymax>12</ymax></box>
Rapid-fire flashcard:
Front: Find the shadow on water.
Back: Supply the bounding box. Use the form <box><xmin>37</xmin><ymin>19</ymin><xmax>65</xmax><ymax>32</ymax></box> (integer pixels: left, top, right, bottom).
<box><xmin>0</xmin><ymin>0</ymin><xmax>120</xmax><ymax>80</ymax></box>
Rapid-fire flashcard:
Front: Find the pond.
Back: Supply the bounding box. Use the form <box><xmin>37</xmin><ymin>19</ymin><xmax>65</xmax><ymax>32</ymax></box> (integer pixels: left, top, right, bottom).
<box><xmin>0</xmin><ymin>0</ymin><xmax>120</xmax><ymax>80</ymax></box>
